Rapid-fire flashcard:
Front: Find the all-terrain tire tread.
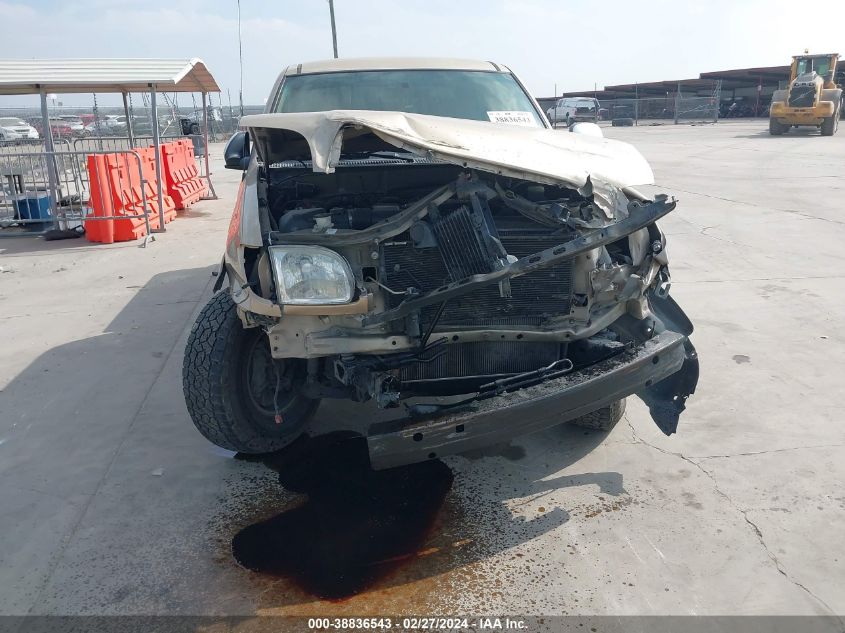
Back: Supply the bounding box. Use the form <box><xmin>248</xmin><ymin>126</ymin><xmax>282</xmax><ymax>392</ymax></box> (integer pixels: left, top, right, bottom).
<box><xmin>183</xmin><ymin>292</ymin><xmax>317</xmax><ymax>453</ymax></box>
<box><xmin>821</xmin><ymin>114</ymin><xmax>837</xmax><ymax>136</ymax></box>
<box><xmin>182</xmin><ymin>291</ymin><xmax>245</xmax><ymax>451</ymax></box>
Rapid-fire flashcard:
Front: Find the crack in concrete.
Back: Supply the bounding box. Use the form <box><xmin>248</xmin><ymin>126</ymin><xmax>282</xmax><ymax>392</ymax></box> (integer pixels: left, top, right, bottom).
<box><xmin>625</xmin><ymin>417</ymin><xmax>842</xmax><ymax>618</ymax></box>
<box><xmin>691</xmin><ymin>444</ymin><xmax>845</xmax><ymax>460</ymax></box>
<box><xmin>698</xmin><ymin>225</ymin><xmax>758</xmax><ymax>250</ymax></box>
<box><xmin>657</xmin><ymin>185</ymin><xmax>845</xmax><ymax>227</ymax></box>
<box><xmin>674</xmin><ymin>274</ymin><xmax>845</xmax><ymax>284</ymax></box>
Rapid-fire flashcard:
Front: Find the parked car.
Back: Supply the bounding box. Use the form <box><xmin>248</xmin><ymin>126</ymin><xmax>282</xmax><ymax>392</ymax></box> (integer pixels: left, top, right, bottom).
<box><xmin>84</xmin><ymin>115</ymin><xmax>127</xmax><ymax>134</ymax></box>
<box><xmin>56</xmin><ymin>115</ymin><xmax>89</xmax><ymax>137</ymax></box>
<box><xmin>0</xmin><ymin>117</ymin><xmax>39</xmax><ymax>140</ymax></box>
<box><xmin>182</xmin><ymin>57</ymin><xmax>699</xmax><ymax>470</ymax></box>
<box><xmin>29</xmin><ymin>118</ymin><xmax>75</xmax><ymax>140</ymax></box>
<box><xmin>177</xmin><ymin>106</ymin><xmax>222</xmax><ymax>135</ymax></box>
<box><xmin>546</xmin><ymin>97</ymin><xmax>601</xmax><ymax>126</ymax></box>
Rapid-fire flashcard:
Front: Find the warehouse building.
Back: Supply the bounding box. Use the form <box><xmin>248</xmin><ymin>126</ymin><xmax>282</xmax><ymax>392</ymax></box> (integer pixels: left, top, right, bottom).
<box><xmin>537</xmin><ymin>62</ymin><xmax>844</xmax><ymax>119</ymax></box>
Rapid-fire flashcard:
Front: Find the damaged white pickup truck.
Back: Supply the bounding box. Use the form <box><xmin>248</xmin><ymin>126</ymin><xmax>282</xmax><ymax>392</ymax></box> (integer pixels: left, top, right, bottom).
<box><xmin>182</xmin><ymin>58</ymin><xmax>698</xmax><ymax>469</ymax></box>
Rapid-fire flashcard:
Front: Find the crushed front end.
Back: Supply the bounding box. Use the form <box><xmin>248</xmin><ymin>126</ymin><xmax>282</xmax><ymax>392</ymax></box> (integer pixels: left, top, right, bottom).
<box><xmin>224</xmin><ymin>112</ymin><xmax>699</xmax><ymax>468</ymax></box>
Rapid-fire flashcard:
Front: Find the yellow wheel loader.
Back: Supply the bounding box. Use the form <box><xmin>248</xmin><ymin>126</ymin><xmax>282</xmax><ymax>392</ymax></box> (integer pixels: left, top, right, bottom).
<box><xmin>769</xmin><ymin>53</ymin><xmax>842</xmax><ymax>136</ymax></box>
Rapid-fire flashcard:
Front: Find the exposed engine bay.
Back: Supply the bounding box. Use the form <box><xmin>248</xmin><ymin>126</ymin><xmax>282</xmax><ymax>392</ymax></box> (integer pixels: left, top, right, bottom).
<box><xmin>231</xmin><ymin>150</ymin><xmax>690</xmax><ymax>430</ymax></box>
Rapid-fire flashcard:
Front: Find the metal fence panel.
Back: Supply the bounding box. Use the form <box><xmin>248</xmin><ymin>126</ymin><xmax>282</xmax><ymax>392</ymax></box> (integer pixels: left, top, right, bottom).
<box><xmin>596</xmin><ymin>82</ymin><xmax>721</xmax><ymax>125</ymax></box>
<box><xmin>675</xmin><ymin>95</ymin><xmax>719</xmax><ymax>122</ymax></box>
<box><xmin>0</xmin><ymin>148</ymin><xmax>150</xmax><ymax>236</ymax></box>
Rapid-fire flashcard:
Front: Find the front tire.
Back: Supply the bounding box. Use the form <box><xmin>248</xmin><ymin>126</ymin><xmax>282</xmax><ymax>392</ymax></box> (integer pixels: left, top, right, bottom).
<box><xmin>769</xmin><ymin>118</ymin><xmax>787</xmax><ymax>135</ymax></box>
<box><xmin>182</xmin><ymin>292</ymin><xmax>319</xmax><ymax>453</ymax></box>
<box><xmin>821</xmin><ymin>114</ymin><xmax>838</xmax><ymax>136</ymax></box>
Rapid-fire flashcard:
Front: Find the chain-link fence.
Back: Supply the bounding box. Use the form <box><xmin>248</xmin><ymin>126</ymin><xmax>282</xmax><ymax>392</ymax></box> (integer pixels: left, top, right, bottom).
<box><xmin>0</xmin><ymin>92</ymin><xmax>266</xmax><ymax>142</ymax></box>
<box><xmin>538</xmin><ymin>81</ymin><xmax>723</xmax><ymax>126</ymax></box>
<box><xmin>598</xmin><ymin>92</ymin><xmax>720</xmax><ymax>125</ymax></box>
<box><xmin>675</xmin><ymin>95</ymin><xmax>720</xmax><ymax>123</ymax></box>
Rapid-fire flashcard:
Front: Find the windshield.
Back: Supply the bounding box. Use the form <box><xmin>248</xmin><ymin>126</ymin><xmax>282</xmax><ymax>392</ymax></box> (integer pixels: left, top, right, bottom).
<box><xmin>275</xmin><ymin>69</ymin><xmax>543</xmax><ymax>126</ymax></box>
<box><xmin>797</xmin><ymin>57</ymin><xmax>831</xmax><ymax>76</ymax></box>
<box><xmin>0</xmin><ymin>118</ymin><xmax>25</xmax><ymax>126</ymax></box>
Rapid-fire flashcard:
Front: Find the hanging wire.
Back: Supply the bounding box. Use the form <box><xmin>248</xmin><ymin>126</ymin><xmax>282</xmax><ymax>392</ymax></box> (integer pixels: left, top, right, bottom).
<box><xmin>128</xmin><ymin>92</ymin><xmax>136</xmax><ymax>146</ymax></box>
<box><xmin>92</xmin><ymin>92</ymin><xmax>104</xmax><ymax>147</ymax></box>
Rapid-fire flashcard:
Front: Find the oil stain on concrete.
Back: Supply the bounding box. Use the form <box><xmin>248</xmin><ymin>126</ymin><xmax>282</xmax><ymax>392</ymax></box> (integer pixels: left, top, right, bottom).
<box><xmin>223</xmin><ymin>425</ymin><xmax>626</xmax><ymax>615</ymax></box>
<box><xmin>232</xmin><ymin>432</ymin><xmax>454</xmax><ymax>599</ymax></box>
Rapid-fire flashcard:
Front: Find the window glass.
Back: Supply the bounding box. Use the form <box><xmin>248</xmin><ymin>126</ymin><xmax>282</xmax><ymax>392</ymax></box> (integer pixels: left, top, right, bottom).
<box><xmin>276</xmin><ymin>69</ymin><xmax>543</xmax><ymax>125</ymax></box>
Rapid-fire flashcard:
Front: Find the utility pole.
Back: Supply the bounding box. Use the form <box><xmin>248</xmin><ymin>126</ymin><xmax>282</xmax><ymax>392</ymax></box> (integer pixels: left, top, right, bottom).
<box><xmin>634</xmin><ymin>82</ymin><xmax>639</xmax><ymax>125</ymax></box>
<box><xmin>328</xmin><ymin>0</ymin><xmax>338</xmax><ymax>58</ymax></box>
<box><xmin>237</xmin><ymin>0</ymin><xmax>244</xmax><ymax>116</ymax></box>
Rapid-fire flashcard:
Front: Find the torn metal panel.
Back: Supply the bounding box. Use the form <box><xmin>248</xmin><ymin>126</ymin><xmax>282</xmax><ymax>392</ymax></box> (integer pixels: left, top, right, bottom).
<box><xmin>361</xmin><ymin>196</ymin><xmax>676</xmax><ymax>327</ymax></box>
<box><xmin>240</xmin><ymin>110</ymin><xmax>654</xmax><ymax>190</ymax></box>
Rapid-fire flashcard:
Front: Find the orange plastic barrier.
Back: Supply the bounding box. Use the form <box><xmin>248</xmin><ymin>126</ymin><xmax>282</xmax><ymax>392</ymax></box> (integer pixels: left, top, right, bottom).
<box><xmin>85</xmin><ymin>153</ymin><xmax>149</xmax><ymax>243</ymax></box>
<box><xmin>84</xmin><ymin>154</ymin><xmax>115</xmax><ymax>244</ymax></box>
<box><xmin>160</xmin><ymin>140</ymin><xmax>207</xmax><ymax>210</ymax></box>
<box><xmin>85</xmin><ymin>149</ymin><xmax>174</xmax><ymax>243</ymax></box>
<box><xmin>109</xmin><ymin>153</ymin><xmax>153</xmax><ymax>241</ymax></box>
<box><xmin>137</xmin><ymin>146</ymin><xmax>176</xmax><ymax>226</ymax></box>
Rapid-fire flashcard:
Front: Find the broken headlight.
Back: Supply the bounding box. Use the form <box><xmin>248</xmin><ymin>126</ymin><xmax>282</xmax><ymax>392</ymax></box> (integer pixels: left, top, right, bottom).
<box><xmin>268</xmin><ymin>245</ymin><xmax>354</xmax><ymax>304</ymax></box>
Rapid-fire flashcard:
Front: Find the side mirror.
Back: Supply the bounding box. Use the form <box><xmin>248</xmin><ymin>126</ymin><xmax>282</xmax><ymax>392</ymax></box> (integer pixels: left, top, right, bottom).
<box><xmin>224</xmin><ymin>131</ymin><xmax>250</xmax><ymax>170</ymax></box>
<box><xmin>569</xmin><ymin>122</ymin><xmax>603</xmax><ymax>138</ymax></box>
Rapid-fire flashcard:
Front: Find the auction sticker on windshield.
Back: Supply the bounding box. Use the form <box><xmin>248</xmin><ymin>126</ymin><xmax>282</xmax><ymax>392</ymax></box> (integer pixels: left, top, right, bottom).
<box><xmin>486</xmin><ymin>111</ymin><xmax>536</xmax><ymax>126</ymax></box>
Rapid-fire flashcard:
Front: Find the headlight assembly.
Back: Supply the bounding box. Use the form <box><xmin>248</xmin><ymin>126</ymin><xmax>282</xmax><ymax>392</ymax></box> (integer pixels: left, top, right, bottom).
<box><xmin>268</xmin><ymin>245</ymin><xmax>355</xmax><ymax>305</ymax></box>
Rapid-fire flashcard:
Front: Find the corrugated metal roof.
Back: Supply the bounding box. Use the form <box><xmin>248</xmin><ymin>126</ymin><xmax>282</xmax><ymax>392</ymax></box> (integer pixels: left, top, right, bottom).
<box><xmin>0</xmin><ymin>58</ymin><xmax>220</xmax><ymax>95</ymax></box>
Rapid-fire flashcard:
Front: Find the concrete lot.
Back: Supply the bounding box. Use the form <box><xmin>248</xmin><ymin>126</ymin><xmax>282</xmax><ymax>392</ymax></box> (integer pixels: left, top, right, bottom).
<box><xmin>1</xmin><ymin>120</ymin><xmax>844</xmax><ymax>619</ymax></box>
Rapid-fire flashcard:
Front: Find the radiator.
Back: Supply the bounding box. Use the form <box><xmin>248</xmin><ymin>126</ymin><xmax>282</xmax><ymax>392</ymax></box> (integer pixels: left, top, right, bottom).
<box><xmin>383</xmin><ymin>229</ymin><xmax>574</xmax><ymax>327</ymax></box>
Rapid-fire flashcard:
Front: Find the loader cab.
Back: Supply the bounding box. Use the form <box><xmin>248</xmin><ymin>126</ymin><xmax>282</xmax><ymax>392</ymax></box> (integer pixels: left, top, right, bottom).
<box><xmin>792</xmin><ymin>54</ymin><xmax>839</xmax><ymax>87</ymax></box>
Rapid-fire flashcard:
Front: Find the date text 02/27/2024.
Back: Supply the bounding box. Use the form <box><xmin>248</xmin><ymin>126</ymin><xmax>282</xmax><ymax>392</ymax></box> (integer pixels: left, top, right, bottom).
<box><xmin>307</xmin><ymin>617</ymin><xmax>528</xmax><ymax>630</ymax></box>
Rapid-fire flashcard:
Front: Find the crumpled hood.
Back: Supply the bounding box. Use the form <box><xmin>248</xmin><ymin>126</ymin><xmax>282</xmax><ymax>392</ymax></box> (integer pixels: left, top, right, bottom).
<box><xmin>239</xmin><ymin>110</ymin><xmax>654</xmax><ymax>189</ymax></box>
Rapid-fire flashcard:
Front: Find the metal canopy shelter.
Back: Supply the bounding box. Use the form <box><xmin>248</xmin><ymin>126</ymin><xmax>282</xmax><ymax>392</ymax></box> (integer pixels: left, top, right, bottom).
<box><xmin>0</xmin><ymin>58</ymin><xmax>221</xmax><ymax>232</ymax></box>
<box><xmin>700</xmin><ymin>65</ymin><xmax>791</xmax><ymax>89</ymax></box>
<box><xmin>545</xmin><ymin>64</ymin><xmax>800</xmax><ymax>103</ymax></box>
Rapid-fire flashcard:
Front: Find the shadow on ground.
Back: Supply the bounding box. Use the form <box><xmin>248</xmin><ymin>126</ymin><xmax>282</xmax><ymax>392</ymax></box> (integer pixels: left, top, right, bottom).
<box><xmin>0</xmin><ymin>267</ymin><xmax>623</xmax><ymax>614</ymax></box>
<box><xmin>0</xmin><ymin>267</ymin><xmax>220</xmax><ymax>614</ymax></box>
<box><xmin>0</xmin><ymin>266</ymin><xmax>215</xmax><ymax>498</ymax></box>
<box><xmin>731</xmin><ymin>127</ymin><xmax>831</xmax><ymax>139</ymax></box>
<box><xmin>0</xmin><ymin>233</ymin><xmax>149</xmax><ymax>256</ymax></box>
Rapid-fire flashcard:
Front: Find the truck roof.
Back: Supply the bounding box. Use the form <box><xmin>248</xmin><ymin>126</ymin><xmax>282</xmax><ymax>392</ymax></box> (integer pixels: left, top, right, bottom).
<box><xmin>285</xmin><ymin>57</ymin><xmax>510</xmax><ymax>76</ymax></box>
<box><xmin>793</xmin><ymin>53</ymin><xmax>839</xmax><ymax>59</ymax></box>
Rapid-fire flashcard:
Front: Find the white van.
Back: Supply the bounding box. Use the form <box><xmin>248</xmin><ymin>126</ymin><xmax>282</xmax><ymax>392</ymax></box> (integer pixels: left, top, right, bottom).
<box><xmin>546</xmin><ymin>97</ymin><xmax>600</xmax><ymax>126</ymax></box>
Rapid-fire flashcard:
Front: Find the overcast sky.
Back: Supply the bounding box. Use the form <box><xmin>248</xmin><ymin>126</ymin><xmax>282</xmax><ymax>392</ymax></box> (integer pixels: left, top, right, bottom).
<box><xmin>2</xmin><ymin>0</ymin><xmax>844</xmax><ymax>107</ymax></box>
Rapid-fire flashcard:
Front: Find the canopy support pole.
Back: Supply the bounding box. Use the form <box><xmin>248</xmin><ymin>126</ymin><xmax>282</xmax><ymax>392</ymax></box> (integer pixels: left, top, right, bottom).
<box><xmin>39</xmin><ymin>86</ymin><xmax>60</xmax><ymax>230</ymax></box>
<box><xmin>201</xmin><ymin>91</ymin><xmax>217</xmax><ymax>200</ymax></box>
<box><xmin>122</xmin><ymin>91</ymin><xmax>134</xmax><ymax>147</ymax></box>
<box><xmin>150</xmin><ymin>83</ymin><xmax>165</xmax><ymax>232</ymax></box>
